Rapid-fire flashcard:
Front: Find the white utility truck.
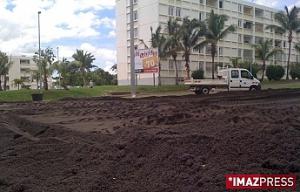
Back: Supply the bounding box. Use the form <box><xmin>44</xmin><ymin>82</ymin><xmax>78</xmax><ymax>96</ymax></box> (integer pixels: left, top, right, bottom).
<box><xmin>185</xmin><ymin>68</ymin><xmax>261</xmax><ymax>95</ymax></box>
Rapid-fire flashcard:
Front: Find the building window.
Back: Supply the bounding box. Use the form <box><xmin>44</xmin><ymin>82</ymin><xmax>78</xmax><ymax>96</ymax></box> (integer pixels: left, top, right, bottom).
<box><xmin>133</xmin><ymin>11</ymin><xmax>138</xmax><ymax>20</ymax></box>
<box><xmin>199</xmin><ymin>0</ymin><xmax>204</xmax><ymax>4</ymax></box>
<box><xmin>134</xmin><ymin>28</ymin><xmax>138</xmax><ymax>38</ymax></box>
<box><xmin>238</xmin><ymin>19</ymin><xmax>242</xmax><ymax>28</ymax></box>
<box><xmin>219</xmin><ymin>1</ymin><xmax>223</xmax><ymax>9</ymax></box>
<box><xmin>238</xmin><ymin>4</ymin><xmax>242</xmax><ymax>13</ymax></box>
<box><xmin>168</xmin><ymin>6</ymin><xmax>174</xmax><ymax>16</ymax></box>
<box><xmin>238</xmin><ymin>49</ymin><xmax>242</xmax><ymax>57</ymax></box>
<box><xmin>238</xmin><ymin>34</ymin><xmax>242</xmax><ymax>43</ymax></box>
<box><xmin>219</xmin><ymin>47</ymin><xmax>223</xmax><ymax>56</ymax></box>
<box><xmin>199</xmin><ymin>61</ymin><xmax>204</xmax><ymax>70</ymax></box>
<box><xmin>199</xmin><ymin>12</ymin><xmax>202</xmax><ymax>20</ymax></box>
<box><xmin>176</xmin><ymin>7</ymin><xmax>181</xmax><ymax>17</ymax></box>
<box><xmin>20</xmin><ymin>59</ymin><xmax>30</xmax><ymax>65</ymax></box>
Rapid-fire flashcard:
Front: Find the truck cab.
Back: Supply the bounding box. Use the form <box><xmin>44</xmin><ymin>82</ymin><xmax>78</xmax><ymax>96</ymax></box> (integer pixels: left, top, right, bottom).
<box><xmin>221</xmin><ymin>68</ymin><xmax>261</xmax><ymax>91</ymax></box>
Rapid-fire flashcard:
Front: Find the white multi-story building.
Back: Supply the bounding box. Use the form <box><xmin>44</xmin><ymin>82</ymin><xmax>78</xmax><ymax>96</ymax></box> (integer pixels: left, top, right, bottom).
<box><xmin>0</xmin><ymin>56</ymin><xmax>39</xmax><ymax>90</ymax></box>
<box><xmin>116</xmin><ymin>0</ymin><xmax>300</xmax><ymax>85</ymax></box>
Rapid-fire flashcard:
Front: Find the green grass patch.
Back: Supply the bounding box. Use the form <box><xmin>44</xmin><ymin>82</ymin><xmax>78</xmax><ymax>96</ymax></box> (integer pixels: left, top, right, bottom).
<box><xmin>1</xmin><ymin>81</ymin><xmax>299</xmax><ymax>103</ymax></box>
<box><xmin>262</xmin><ymin>80</ymin><xmax>300</xmax><ymax>90</ymax></box>
<box><xmin>0</xmin><ymin>85</ymin><xmax>188</xmax><ymax>102</ymax></box>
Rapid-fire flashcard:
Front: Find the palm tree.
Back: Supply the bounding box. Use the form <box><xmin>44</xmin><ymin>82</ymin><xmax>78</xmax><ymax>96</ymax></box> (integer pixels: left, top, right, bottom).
<box><xmin>33</xmin><ymin>48</ymin><xmax>55</xmax><ymax>90</ymax></box>
<box><xmin>3</xmin><ymin>59</ymin><xmax>12</xmax><ymax>91</ymax></box>
<box><xmin>252</xmin><ymin>40</ymin><xmax>283</xmax><ymax>81</ymax></box>
<box><xmin>165</xmin><ymin>18</ymin><xmax>182</xmax><ymax>85</ymax></box>
<box><xmin>180</xmin><ymin>17</ymin><xmax>206</xmax><ymax>79</ymax></box>
<box><xmin>13</xmin><ymin>79</ymin><xmax>24</xmax><ymax>90</ymax></box>
<box><xmin>198</xmin><ymin>10</ymin><xmax>235</xmax><ymax>79</ymax></box>
<box><xmin>72</xmin><ymin>50</ymin><xmax>95</xmax><ymax>87</ymax></box>
<box><xmin>266</xmin><ymin>6</ymin><xmax>300</xmax><ymax>80</ymax></box>
<box><xmin>52</xmin><ymin>58</ymin><xmax>71</xmax><ymax>90</ymax></box>
<box><xmin>0</xmin><ymin>52</ymin><xmax>12</xmax><ymax>91</ymax></box>
<box><xmin>31</xmin><ymin>70</ymin><xmax>41</xmax><ymax>89</ymax></box>
<box><xmin>230</xmin><ymin>57</ymin><xmax>242</xmax><ymax>68</ymax></box>
<box><xmin>150</xmin><ymin>26</ymin><xmax>167</xmax><ymax>86</ymax></box>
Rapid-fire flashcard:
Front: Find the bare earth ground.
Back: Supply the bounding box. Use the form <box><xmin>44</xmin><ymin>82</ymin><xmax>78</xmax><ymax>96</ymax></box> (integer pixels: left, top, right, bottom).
<box><xmin>0</xmin><ymin>90</ymin><xmax>300</xmax><ymax>192</ymax></box>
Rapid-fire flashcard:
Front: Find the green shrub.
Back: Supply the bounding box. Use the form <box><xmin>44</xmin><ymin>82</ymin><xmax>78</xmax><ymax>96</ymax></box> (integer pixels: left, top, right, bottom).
<box><xmin>266</xmin><ymin>65</ymin><xmax>285</xmax><ymax>81</ymax></box>
<box><xmin>290</xmin><ymin>63</ymin><xmax>300</xmax><ymax>80</ymax></box>
<box><xmin>192</xmin><ymin>69</ymin><xmax>204</xmax><ymax>79</ymax></box>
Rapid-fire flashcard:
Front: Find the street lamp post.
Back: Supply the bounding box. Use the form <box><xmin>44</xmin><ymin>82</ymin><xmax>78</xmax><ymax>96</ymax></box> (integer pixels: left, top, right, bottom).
<box><xmin>57</xmin><ymin>46</ymin><xmax>61</xmax><ymax>89</ymax></box>
<box><xmin>38</xmin><ymin>11</ymin><xmax>42</xmax><ymax>89</ymax></box>
<box><xmin>130</xmin><ymin>0</ymin><xmax>136</xmax><ymax>98</ymax></box>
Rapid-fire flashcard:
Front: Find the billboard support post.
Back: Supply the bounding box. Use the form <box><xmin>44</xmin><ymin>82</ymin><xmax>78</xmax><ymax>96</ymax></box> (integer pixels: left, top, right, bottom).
<box><xmin>130</xmin><ymin>0</ymin><xmax>136</xmax><ymax>98</ymax></box>
<box><xmin>153</xmin><ymin>73</ymin><xmax>156</xmax><ymax>87</ymax></box>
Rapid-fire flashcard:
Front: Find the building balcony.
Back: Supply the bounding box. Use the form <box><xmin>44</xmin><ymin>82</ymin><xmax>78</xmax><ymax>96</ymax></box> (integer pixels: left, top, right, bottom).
<box><xmin>244</xmin><ymin>6</ymin><xmax>253</xmax><ymax>17</ymax></box>
<box><xmin>243</xmin><ymin>14</ymin><xmax>253</xmax><ymax>20</ymax></box>
<box><xmin>244</xmin><ymin>35</ymin><xmax>253</xmax><ymax>44</ymax></box>
<box><xmin>255</xmin><ymin>23</ymin><xmax>264</xmax><ymax>33</ymax></box>
<box><xmin>255</xmin><ymin>8</ymin><xmax>264</xmax><ymax>18</ymax></box>
<box><xmin>275</xmin><ymin>40</ymin><xmax>282</xmax><ymax>48</ymax></box>
<box><xmin>243</xmin><ymin>21</ymin><xmax>253</xmax><ymax>31</ymax></box>
<box><xmin>206</xmin><ymin>0</ymin><xmax>218</xmax><ymax>8</ymax></box>
<box><xmin>255</xmin><ymin>37</ymin><xmax>264</xmax><ymax>44</ymax></box>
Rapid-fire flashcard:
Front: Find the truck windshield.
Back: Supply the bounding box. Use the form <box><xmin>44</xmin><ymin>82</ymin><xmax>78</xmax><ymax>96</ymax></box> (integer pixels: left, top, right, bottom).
<box><xmin>241</xmin><ymin>70</ymin><xmax>251</xmax><ymax>79</ymax></box>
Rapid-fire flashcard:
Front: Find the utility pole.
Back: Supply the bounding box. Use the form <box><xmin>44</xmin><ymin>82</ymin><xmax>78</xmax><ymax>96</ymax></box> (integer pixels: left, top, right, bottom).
<box><xmin>130</xmin><ymin>0</ymin><xmax>136</xmax><ymax>98</ymax></box>
<box><xmin>38</xmin><ymin>11</ymin><xmax>42</xmax><ymax>89</ymax></box>
<box><xmin>38</xmin><ymin>11</ymin><xmax>41</xmax><ymax>61</ymax></box>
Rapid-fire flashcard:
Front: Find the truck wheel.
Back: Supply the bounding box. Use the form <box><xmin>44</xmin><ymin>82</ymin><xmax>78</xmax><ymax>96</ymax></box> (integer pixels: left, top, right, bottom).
<box><xmin>195</xmin><ymin>90</ymin><xmax>202</xmax><ymax>95</ymax></box>
<box><xmin>202</xmin><ymin>87</ymin><xmax>210</xmax><ymax>95</ymax></box>
<box><xmin>250</xmin><ymin>86</ymin><xmax>259</xmax><ymax>91</ymax></box>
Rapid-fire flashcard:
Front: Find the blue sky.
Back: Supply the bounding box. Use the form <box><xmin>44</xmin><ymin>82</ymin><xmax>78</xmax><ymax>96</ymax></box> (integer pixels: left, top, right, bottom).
<box><xmin>0</xmin><ymin>0</ymin><xmax>299</xmax><ymax>71</ymax></box>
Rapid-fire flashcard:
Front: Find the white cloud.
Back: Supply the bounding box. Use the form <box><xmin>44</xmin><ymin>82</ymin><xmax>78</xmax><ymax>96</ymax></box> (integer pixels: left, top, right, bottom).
<box><xmin>97</xmin><ymin>17</ymin><xmax>116</xmax><ymax>29</ymax></box>
<box><xmin>245</xmin><ymin>0</ymin><xmax>281</xmax><ymax>9</ymax></box>
<box><xmin>59</xmin><ymin>43</ymin><xmax>116</xmax><ymax>71</ymax></box>
<box><xmin>0</xmin><ymin>0</ymin><xmax>116</xmax><ymax>71</ymax></box>
<box><xmin>108</xmin><ymin>30</ymin><xmax>116</xmax><ymax>38</ymax></box>
<box><xmin>253</xmin><ymin>0</ymin><xmax>280</xmax><ymax>7</ymax></box>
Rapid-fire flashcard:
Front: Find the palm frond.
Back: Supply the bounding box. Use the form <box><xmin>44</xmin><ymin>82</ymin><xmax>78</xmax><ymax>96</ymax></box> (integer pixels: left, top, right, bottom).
<box><xmin>218</xmin><ymin>25</ymin><xmax>236</xmax><ymax>40</ymax></box>
<box><xmin>265</xmin><ymin>48</ymin><xmax>283</xmax><ymax>60</ymax></box>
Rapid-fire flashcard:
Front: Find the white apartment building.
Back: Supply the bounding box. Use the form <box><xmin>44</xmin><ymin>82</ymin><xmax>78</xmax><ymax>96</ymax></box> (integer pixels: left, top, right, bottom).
<box><xmin>0</xmin><ymin>56</ymin><xmax>38</xmax><ymax>90</ymax></box>
<box><xmin>116</xmin><ymin>0</ymin><xmax>300</xmax><ymax>85</ymax></box>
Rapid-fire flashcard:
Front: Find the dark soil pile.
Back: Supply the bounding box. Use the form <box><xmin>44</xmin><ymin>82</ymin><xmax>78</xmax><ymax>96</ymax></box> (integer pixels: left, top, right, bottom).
<box><xmin>0</xmin><ymin>89</ymin><xmax>299</xmax><ymax>192</ymax></box>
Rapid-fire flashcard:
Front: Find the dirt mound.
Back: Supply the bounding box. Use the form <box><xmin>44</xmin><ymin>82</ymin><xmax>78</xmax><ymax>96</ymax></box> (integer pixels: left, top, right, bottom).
<box><xmin>0</xmin><ymin>89</ymin><xmax>299</xmax><ymax>191</ymax></box>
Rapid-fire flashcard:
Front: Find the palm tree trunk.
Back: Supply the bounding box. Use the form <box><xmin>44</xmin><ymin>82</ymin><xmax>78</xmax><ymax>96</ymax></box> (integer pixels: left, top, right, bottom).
<box><xmin>3</xmin><ymin>75</ymin><xmax>7</xmax><ymax>91</ymax></box>
<box><xmin>261</xmin><ymin>60</ymin><xmax>266</xmax><ymax>82</ymax></box>
<box><xmin>173</xmin><ymin>55</ymin><xmax>179</xmax><ymax>85</ymax></box>
<box><xmin>81</xmin><ymin>68</ymin><xmax>86</xmax><ymax>87</ymax></box>
<box><xmin>0</xmin><ymin>75</ymin><xmax>2</xmax><ymax>91</ymax></box>
<box><xmin>36</xmin><ymin>77</ymin><xmax>39</xmax><ymax>89</ymax></box>
<box><xmin>185</xmin><ymin>55</ymin><xmax>190</xmax><ymax>79</ymax></box>
<box><xmin>211</xmin><ymin>44</ymin><xmax>217</xmax><ymax>80</ymax></box>
<box><xmin>287</xmin><ymin>33</ymin><xmax>292</xmax><ymax>80</ymax></box>
<box><xmin>44</xmin><ymin>70</ymin><xmax>48</xmax><ymax>90</ymax></box>
<box><xmin>158</xmin><ymin>61</ymin><xmax>161</xmax><ymax>86</ymax></box>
